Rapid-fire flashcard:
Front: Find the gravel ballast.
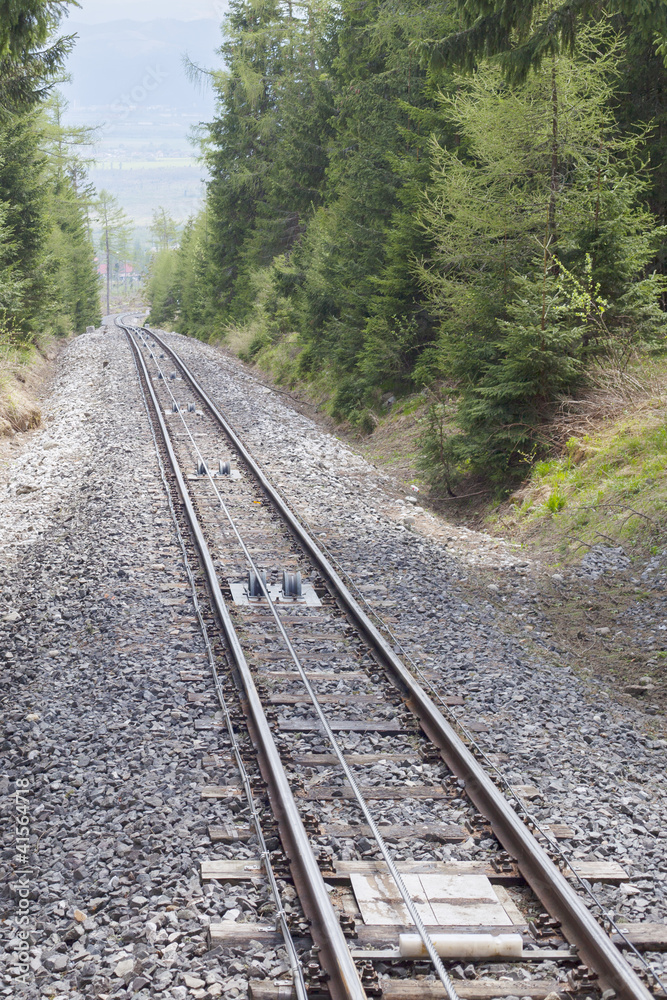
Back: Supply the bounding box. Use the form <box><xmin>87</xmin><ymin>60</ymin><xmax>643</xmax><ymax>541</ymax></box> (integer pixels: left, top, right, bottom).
<box><xmin>161</xmin><ymin>330</ymin><xmax>667</xmax><ymax>977</ymax></box>
<box><xmin>1</xmin><ymin>325</ymin><xmax>666</xmax><ymax>998</ymax></box>
<box><xmin>0</xmin><ymin>330</ymin><xmax>289</xmax><ymax>999</ymax></box>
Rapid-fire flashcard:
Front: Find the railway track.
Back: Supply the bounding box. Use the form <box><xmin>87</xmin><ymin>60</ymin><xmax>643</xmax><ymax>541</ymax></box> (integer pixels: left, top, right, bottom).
<box><xmin>116</xmin><ymin>315</ymin><xmax>662</xmax><ymax>1000</ymax></box>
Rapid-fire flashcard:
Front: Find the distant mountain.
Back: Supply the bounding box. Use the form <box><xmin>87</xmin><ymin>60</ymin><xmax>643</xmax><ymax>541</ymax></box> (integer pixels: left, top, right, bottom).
<box><xmin>60</xmin><ymin>19</ymin><xmax>220</xmax><ymax>115</ymax></box>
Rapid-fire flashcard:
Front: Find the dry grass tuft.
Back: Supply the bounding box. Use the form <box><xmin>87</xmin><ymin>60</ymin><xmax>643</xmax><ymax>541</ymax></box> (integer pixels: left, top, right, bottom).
<box><xmin>223</xmin><ymin>323</ymin><xmax>258</xmax><ymax>357</ymax></box>
<box><xmin>546</xmin><ymin>363</ymin><xmax>665</xmax><ymax>450</ymax></box>
<box><xmin>0</xmin><ymin>338</ymin><xmax>56</xmax><ymax>435</ymax></box>
<box><xmin>1</xmin><ymin>384</ymin><xmax>42</xmax><ymax>432</ymax></box>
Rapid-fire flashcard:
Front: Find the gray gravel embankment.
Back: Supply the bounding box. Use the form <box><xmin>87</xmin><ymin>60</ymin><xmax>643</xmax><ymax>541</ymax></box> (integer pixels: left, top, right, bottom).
<box><xmin>1</xmin><ymin>325</ymin><xmax>666</xmax><ymax>999</ymax></box>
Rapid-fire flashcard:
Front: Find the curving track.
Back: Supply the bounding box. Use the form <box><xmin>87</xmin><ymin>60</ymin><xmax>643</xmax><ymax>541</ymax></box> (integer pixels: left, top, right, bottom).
<box><xmin>116</xmin><ymin>316</ymin><xmax>659</xmax><ymax>1000</ymax></box>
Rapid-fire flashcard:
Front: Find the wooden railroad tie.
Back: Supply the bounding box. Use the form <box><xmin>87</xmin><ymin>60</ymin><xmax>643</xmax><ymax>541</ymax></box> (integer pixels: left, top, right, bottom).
<box><xmin>208</xmin><ymin>921</ymin><xmax>667</xmax><ymax>954</ymax></box>
<box><xmin>199</xmin><ymin>857</ymin><xmax>629</xmax><ymax>885</ymax></box>
<box><xmin>277</xmin><ymin>719</ymin><xmax>414</xmax><ymax>733</ymax></box>
<box><xmin>247</xmin><ymin>980</ymin><xmax>561</xmax><ymax>999</ymax></box>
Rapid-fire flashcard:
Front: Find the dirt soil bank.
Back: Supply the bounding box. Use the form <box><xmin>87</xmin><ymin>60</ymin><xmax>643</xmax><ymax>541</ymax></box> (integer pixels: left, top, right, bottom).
<box><xmin>0</xmin><ymin>338</ymin><xmax>65</xmax><ymax>457</ymax></box>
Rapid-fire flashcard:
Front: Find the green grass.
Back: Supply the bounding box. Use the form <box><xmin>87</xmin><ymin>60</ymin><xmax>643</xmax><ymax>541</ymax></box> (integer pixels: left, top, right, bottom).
<box><xmin>493</xmin><ymin>357</ymin><xmax>667</xmax><ymax>558</ymax></box>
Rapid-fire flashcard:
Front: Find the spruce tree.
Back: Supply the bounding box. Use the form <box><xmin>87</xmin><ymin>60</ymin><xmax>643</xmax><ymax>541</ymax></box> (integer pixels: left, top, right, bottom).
<box><xmin>424</xmin><ymin>0</ymin><xmax>667</xmax><ymax>81</ymax></box>
<box><xmin>0</xmin><ymin>13</ymin><xmax>101</xmax><ymax>341</ymax></box>
<box><xmin>147</xmin><ymin>250</ymin><xmax>178</xmax><ymax>326</ymax></box>
<box><xmin>287</xmin><ymin>0</ymin><xmax>457</xmax><ymax>419</ymax></box>
<box><xmin>203</xmin><ymin>0</ymin><xmax>297</xmax><ymax>322</ymax></box>
<box><xmin>0</xmin><ymin>1</ymin><xmax>77</xmax><ymax>111</ymax></box>
<box><xmin>0</xmin><ymin>108</ymin><xmax>50</xmax><ymax>340</ymax></box>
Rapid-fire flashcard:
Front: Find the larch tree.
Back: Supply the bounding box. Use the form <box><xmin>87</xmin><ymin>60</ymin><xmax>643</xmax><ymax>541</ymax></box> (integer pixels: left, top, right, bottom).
<box><xmin>41</xmin><ymin>93</ymin><xmax>100</xmax><ymax>332</ymax></box>
<box><xmin>150</xmin><ymin>207</ymin><xmax>179</xmax><ymax>252</ymax></box>
<box><xmin>417</xmin><ymin>25</ymin><xmax>667</xmax><ymax>480</ymax></box>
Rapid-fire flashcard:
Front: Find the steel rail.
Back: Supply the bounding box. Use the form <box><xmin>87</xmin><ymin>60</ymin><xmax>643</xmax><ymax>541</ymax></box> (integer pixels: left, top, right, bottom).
<box><xmin>118</xmin><ymin>320</ymin><xmax>368</xmax><ymax>1000</ymax></box>
<box><xmin>309</xmin><ymin>529</ymin><xmax>667</xmax><ymax>997</ymax></box>
<box><xmin>127</xmin><ymin>325</ymin><xmax>462</xmax><ymax>1000</ymax></box>
<box><xmin>124</xmin><ymin>321</ymin><xmax>308</xmax><ymax>1000</ymax></box>
<box><xmin>143</xmin><ymin>324</ymin><xmax>654</xmax><ymax>1000</ymax></box>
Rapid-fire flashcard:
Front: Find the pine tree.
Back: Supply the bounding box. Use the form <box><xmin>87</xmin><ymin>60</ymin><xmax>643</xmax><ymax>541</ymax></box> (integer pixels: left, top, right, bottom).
<box><xmin>0</xmin><ymin>1</ymin><xmax>77</xmax><ymax>111</ymax></box>
<box><xmin>173</xmin><ymin>214</ymin><xmax>212</xmax><ymax>336</ymax></box>
<box><xmin>287</xmin><ymin>0</ymin><xmax>457</xmax><ymax>420</ymax></box>
<box><xmin>613</xmin><ymin>26</ymin><xmax>667</xmax><ymax>290</ymax></box>
<box><xmin>0</xmin><ymin>198</ymin><xmax>26</xmax><ymax>337</ymax></box>
<box><xmin>0</xmin><ymin>108</ymin><xmax>50</xmax><ymax>340</ymax></box>
<box><xmin>0</xmin><ymin>12</ymin><xmax>101</xmax><ymax>341</ymax></box>
<box><xmin>198</xmin><ymin>0</ymin><xmax>336</xmax><ymax>328</ymax></box>
<box><xmin>202</xmin><ymin>0</ymin><xmax>292</xmax><ymax>321</ymax></box>
<box><xmin>246</xmin><ymin>0</ymin><xmax>335</xmax><ymax>266</ymax></box>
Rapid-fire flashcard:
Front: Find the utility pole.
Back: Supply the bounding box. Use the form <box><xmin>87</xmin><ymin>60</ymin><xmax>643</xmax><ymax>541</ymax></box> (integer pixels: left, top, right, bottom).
<box><xmin>95</xmin><ymin>190</ymin><xmax>132</xmax><ymax>317</ymax></box>
<box><xmin>105</xmin><ymin>226</ymin><xmax>110</xmax><ymax>315</ymax></box>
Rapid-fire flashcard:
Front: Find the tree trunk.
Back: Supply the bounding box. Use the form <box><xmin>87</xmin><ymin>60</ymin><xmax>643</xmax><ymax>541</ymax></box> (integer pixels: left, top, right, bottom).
<box><xmin>105</xmin><ymin>226</ymin><xmax>110</xmax><ymax>316</ymax></box>
<box><xmin>547</xmin><ymin>55</ymin><xmax>559</xmax><ymax>262</ymax></box>
<box><xmin>541</xmin><ymin>55</ymin><xmax>559</xmax><ymax>334</ymax></box>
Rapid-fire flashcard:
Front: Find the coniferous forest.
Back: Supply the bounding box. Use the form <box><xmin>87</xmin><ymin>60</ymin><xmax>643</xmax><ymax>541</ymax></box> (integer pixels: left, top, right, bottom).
<box><xmin>147</xmin><ymin>0</ymin><xmax>667</xmax><ymax>485</ymax></box>
<box><xmin>0</xmin><ymin>2</ymin><xmax>100</xmax><ymax>351</ymax></box>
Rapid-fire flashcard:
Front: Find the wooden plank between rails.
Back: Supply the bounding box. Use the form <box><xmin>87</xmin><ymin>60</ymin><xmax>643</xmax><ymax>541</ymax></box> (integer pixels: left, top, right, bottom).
<box><xmin>324</xmin><ymin>821</ymin><xmax>466</xmax><ymax>842</ymax></box>
<box><xmin>200</xmin><ymin>857</ymin><xmax>627</xmax><ymax>885</ymax></box>
<box><xmin>292</xmin><ymin>753</ymin><xmax>420</xmax><ymax>765</ymax></box>
<box><xmin>296</xmin><ymin>785</ymin><xmax>458</xmax><ymax>801</ymax></box>
<box><xmin>270</xmin><ymin>694</ymin><xmax>380</xmax><ymax>705</ymax></box>
<box><xmin>248</xmin><ymin>979</ymin><xmax>560</xmax><ymax>1000</ymax></box>
<box><xmin>208</xmin><ymin>824</ymin><xmax>252</xmax><ymax>843</ymax></box>
<box><xmin>613</xmin><ymin>923</ymin><xmax>667</xmax><ymax>951</ymax></box>
<box><xmin>278</xmin><ymin>719</ymin><xmax>414</xmax><ymax>732</ymax></box>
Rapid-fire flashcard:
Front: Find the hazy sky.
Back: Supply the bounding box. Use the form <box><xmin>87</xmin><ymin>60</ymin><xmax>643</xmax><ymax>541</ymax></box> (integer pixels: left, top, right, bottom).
<box><xmin>67</xmin><ymin>0</ymin><xmax>226</xmax><ymax>22</ymax></box>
